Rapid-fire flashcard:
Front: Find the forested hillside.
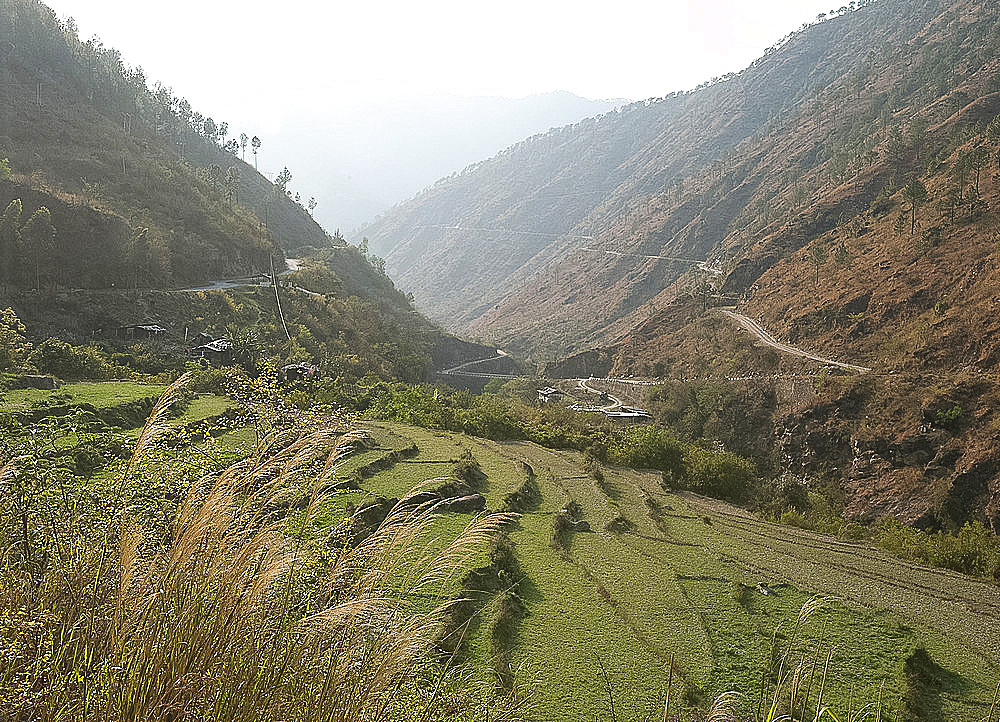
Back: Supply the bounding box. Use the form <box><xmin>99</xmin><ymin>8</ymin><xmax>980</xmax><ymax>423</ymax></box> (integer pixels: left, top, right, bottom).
<box><xmin>364</xmin><ymin>0</ymin><xmax>1000</xmax><ymax>360</ymax></box>
<box><xmin>0</xmin><ymin>0</ymin><xmax>327</xmax><ymax>288</ymax></box>
<box><xmin>0</xmin><ymin>0</ymin><xmax>477</xmax><ymax>383</ymax></box>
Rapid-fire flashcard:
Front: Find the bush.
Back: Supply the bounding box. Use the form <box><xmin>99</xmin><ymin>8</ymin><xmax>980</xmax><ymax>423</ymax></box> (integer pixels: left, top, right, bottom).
<box><xmin>876</xmin><ymin>519</ymin><xmax>1000</xmax><ymax>580</ymax></box>
<box><xmin>459</xmin><ymin>396</ymin><xmax>524</xmax><ymax>440</ymax></box>
<box><xmin>110</xmin><ymin>345</ymin><xmax>184</xmax><ymax>375</ymax></box>
<box><xmin>0</xmin><ymin>308</ymin><xmax>32</xmax><ymax>372</ymax></box>
<box><xmin>452</xmin><ymin>449</ymin><xmax>486</xmax><ymax>490</ymax></box>
<box><xmin>606</xmin><ymin>426</ymin><xmax>684</xmax><ymax>477</ymax></box>
<box><xmin>28</xmin><ymin>338</ymin><xmax>123</xmax><ymax>380</ymax></box>
<box><xmin>681</xmin><ymin>445</ymin><xmax>756</xmax><ymax>502</ymax></box>
<box><xmin>187</xmin><ymin>364</ymin><xmax>233</xmax><ymax>393</ymax></box>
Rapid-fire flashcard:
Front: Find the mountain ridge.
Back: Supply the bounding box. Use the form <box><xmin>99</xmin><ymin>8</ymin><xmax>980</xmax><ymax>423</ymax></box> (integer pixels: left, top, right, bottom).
<box><xmin>363</xmin><ymin>0</ymin><xmax>983</xmax><ymax>360</ymax></box>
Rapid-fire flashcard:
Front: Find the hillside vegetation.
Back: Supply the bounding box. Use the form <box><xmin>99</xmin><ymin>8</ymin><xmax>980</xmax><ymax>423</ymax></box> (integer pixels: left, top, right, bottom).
<box><xmin>4</xmin><ymin>372</ymin><xmax>997</xmax><ymax>721</ymax></box>
<box><xmin>363</xmin><ymin>0</ymin><xmax>1000</xmax><ymax>533</ymax></box>
<box><xmin>0</xmin><ymin>0</ymin><xmax>328</xmax><ymax>287</ymax></box>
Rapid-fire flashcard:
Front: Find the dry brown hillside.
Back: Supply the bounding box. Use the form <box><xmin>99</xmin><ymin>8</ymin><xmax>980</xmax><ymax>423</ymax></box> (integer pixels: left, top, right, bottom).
<box><xmin>366</xmin><ymin>0</ymin><xmax>1000</xmax><ymax>366</ymax></box>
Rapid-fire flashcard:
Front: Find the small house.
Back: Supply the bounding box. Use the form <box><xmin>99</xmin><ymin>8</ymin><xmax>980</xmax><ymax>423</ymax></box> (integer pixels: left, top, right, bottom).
<box><xmin>189</xmin><ymin>338</ymin><xmax>233</xmax><ymax>366</ymax></box>
<box><xmin>117</xmin><ymin>323</ymin><xmax>168</xmax><ymax>340</ymax></box>
<box><xmin>281</xmin><ymin>362</ymin><xmax>319</xmax><ymax>383</ymax></box>
<box><xmin>537</xmin><ymin>387</ymin><xmax>565</xmax><ymax>403</ymax></box>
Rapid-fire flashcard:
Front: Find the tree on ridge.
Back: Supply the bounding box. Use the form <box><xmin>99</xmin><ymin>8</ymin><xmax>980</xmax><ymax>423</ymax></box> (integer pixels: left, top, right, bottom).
<box><xmin>21</xmin><ymin>206</ymin><xmax>56</xmax><ymax>291</ymax></box>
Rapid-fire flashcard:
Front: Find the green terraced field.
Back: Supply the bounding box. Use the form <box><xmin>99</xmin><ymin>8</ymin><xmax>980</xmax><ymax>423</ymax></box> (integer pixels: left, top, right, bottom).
<box><xmin>0</xmin><ymin>381</ymin><xmax>167</xmax><ymax>412</ymax></box>
<box><xmin>170</xmin><ymin>393</ymin><xmax>233</xmax><ymax>426</ymax></box>
<box><xmin>345</xmin><ymin>423</ymin><xmax>1000</xmax><ymax>722</ymax></box>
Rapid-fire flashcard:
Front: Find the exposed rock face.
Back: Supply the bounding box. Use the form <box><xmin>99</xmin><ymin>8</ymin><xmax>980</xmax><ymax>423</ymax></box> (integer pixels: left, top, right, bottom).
<box><xmin>720</xmin><ymin>256</ymin><xmax>778</xmax><ymax>298</ymax></box>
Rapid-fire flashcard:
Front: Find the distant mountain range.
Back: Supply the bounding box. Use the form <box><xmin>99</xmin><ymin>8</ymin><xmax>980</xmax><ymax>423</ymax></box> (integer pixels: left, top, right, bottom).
<box><xmin>264</xmin><ymin>92</ymin><xmax>626</xmax><ymax>232</ymax></box>
<box><xmin>362</xmin><ymin>0</ymin><xmax>1000</xmax><ymax>530</ymax></box>
<box><xmin>362</xmin><ymin>0</ymin><xmax>997</xmax><ymax>360</ymax></box>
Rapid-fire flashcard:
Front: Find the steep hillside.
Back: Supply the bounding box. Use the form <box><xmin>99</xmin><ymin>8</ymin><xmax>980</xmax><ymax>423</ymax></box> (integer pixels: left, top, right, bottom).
<box><xmin>365</xmin><ymin>0</ymin><xmax>1000</xmax><ymax>530</ymax></box>
<box><xmin>271</xmin><ymin>91</ymin><xmax>625</xmax><ymax>231</ymax></box>
<box><xmin>0</xmin><ymin>0</ymin><xmax>490</xmax><ymax>382</ymax></box>
<box><xmin>365</xmin><ymin>0</ymin><xmax>1000</xmax><ymax>361</ymax></box>
<box><xmin>541</xmin><ymin>117</ymin><xmax>1000</xmax><ymax>532</ymax></box>
<box><xmin>0</xmin><ymin>0</ymin><xmax>327</xmax><ymax>287</ymax></box>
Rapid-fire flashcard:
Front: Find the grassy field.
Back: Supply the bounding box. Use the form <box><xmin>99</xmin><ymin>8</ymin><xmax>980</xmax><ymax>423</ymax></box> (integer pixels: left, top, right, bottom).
<box><xmin>5</xmin><ymin>392</ymin><xmax>998</xmax><ymax>720</ymax></box>
<box><xmin>12</xmin><ymin>396</ymin><xmax>995</xmax><ymax>720</ymax></box>
<box><xmin>170</xmin><ymin>392</ymin><xmax>233</xmax><ymax>426</ymax></box>
<box><xmin>0</xmin><ymin>381</ymin><xmax>167</xmax><ymax>412</ymax></box>
<box><xmin>343</xmin><ymin>422</ymin><xmax>1000</xmax><ymax>722</ymax></box>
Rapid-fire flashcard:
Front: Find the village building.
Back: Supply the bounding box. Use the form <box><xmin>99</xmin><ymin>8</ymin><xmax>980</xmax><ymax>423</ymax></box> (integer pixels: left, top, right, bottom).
<box><xmin>117</xmin><ymin>323</ymin><xmax>168</xmax><ymax>340</ymax></box>
<box><xmin>537</xmin><ymin>387</ymin><xmax>566</xmax><ymax>403</ymax></box>
<box><xmin>189</xmin><ymin>338</ymin><xmax>234</xmax><ymax>366</ymax></box>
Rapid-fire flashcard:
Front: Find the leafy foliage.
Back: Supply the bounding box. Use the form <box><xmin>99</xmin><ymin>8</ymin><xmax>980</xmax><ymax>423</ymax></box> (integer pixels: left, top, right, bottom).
<box><xmin>0</xmin><ymin>308</ymin><xmax>32</xmax><ymax>371</ymax></box>
<box><xmin>0</xmin><ymin>0</ymin><xmax>331</xmax><ymax>286</ymax></box>
<box><xmin>876</xmin><ymin>519</ymin><xmax>1000</xmax><ymax>581</ymax></box>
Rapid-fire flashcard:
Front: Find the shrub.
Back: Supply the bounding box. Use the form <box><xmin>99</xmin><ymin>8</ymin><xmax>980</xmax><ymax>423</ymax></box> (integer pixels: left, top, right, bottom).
<box><xmin>875</xmin><ymin>519</ymin><xmax>1000</xmax><ymax>580</ymax></box>
<box><xmin>0</xmin><ymin>308</ymin><xmax>32</xmax><ymax>372</ymax></box>
<box><xmin>607</xmin><ymin>426</ymin><xmax>684</xmax><ymax>477</ymax></box>
<box><xmin>27</xmin><ymin>338</ymin><xmax>121</xmax><ymax>380</ymax></box>
<box><xmin>681</xmin><ymin>445</ymin><xmax>757</xmax><ymax>503</ymax></box>
<box><xmin>452</xmin><ymin>449</ymin><xmax>486</xmax><ymax>490</ymax></box>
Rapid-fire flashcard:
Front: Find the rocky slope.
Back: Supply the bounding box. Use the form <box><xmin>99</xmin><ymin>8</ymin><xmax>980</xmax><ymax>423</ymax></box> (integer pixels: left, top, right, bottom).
<box><xmin>364</xmin><ymin>0</ymin><xmax>1000</xmax><ymax>362</ymax></box>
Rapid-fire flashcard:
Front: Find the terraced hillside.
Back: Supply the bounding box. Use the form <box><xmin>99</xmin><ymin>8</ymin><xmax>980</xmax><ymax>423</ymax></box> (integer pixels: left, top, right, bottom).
<box><xmin>6</xmin><ymin>376</ymin><xmax>998</xmax><ymax>719</ymax></box>
<box><xmin>337</xmin><ymin>422</ymin><xmax>1000</xmax><ymax>721</ymax></box>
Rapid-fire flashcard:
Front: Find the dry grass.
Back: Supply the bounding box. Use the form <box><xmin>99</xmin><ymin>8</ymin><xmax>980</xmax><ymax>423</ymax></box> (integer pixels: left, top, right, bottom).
<box><xmin>0</xmin><ymin>379</ymin><xmax>514</xmax><ymax>721</ymax></box>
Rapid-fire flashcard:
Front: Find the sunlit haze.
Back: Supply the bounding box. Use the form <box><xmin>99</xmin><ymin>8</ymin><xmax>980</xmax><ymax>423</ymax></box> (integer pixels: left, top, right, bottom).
<box><xmin>41</xmin><ymin>0</ymin><xmax>840</xmax><ymax>228</ymax></box>
<box><xmin>46</xmin><ymin>0</ymin><xmax>836</xmax><ymax>133</ymax></box>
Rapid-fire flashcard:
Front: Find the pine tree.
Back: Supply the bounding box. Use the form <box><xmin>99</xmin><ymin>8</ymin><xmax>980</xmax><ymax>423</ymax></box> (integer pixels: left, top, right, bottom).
<box><xmin>808</xmin><ymin>243</ymin><xmax>828</xmax><ymax>285</ymax></box>
<box><xmin>901</xmin><ymin>178</ymin><xmax>929</xmax><ymax>234</ymax></box>
<box><xmin>224</xmin><ymin>167</ymin><xmax>239</xmax><ymax>206</ymax></box>
<box><xmin>251</xmin><ymin>136</ymin><xmax>261</xmax><ymax>169</ymax></box>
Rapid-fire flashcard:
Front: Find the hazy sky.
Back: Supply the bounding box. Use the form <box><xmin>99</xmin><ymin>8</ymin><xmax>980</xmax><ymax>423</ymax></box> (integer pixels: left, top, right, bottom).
<box><xmin>45</xmin><ymin>0</ymin><xmax>838</xmax><ymax>139</ymax></box>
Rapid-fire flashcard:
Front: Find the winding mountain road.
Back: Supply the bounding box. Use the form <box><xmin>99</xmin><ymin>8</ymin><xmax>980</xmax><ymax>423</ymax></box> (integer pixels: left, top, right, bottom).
<box><xmin>176</xmin><ymin>259</ymin><xmax>305</xmax><ymax>293</ymax></box>
<box><xmin>718</xmin><ymin>308</ymin><xmax>871</xmax><ymax>373</ymax></box>
<box><xmin>577</xmin><ymin>377</ymin><xmax>623</xmax><ymax>411</ymax></box>
<box><xmin>580</xmin><ymin>247</ymin><xmax>723</xmax><ymax>275</ymax></box>
<box><xmin>438</xmin><ymin>350</ymin><xmax>519</xmax><ymax>379</ymax></box>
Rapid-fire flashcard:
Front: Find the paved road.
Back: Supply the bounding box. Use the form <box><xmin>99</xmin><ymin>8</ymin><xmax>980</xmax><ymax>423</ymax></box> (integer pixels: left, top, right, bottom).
<box><xmin>176</xmin><ymin>259</ymin><xmax>304</xmax><ymax>293</ymax></box>
<box><xmin>577</xmin><ymin>377</ymin><xmax>623</xmax><ymax>411</ymax></box>
<box><xmin>437</xmin><ymin>351</ymin><xmax>519</xmax><ymax>379</ymax></box>
<box><xmin>718</xmin><ymin>308</ymin><xmax>872</xmax><ymax>374</ymax></box>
